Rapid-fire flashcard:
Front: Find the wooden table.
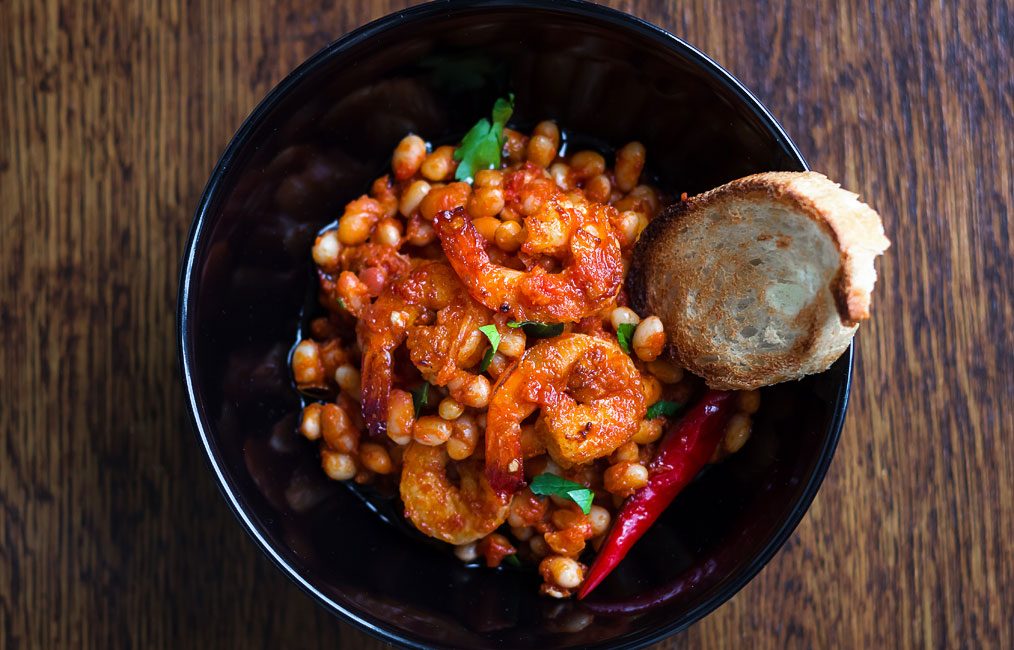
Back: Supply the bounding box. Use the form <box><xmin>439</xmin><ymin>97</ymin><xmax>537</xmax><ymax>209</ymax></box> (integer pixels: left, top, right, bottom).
<box><xmin>2</xmin><ymin>0</ymin><xmax>1010</xmax><ymax>647</ymax></box>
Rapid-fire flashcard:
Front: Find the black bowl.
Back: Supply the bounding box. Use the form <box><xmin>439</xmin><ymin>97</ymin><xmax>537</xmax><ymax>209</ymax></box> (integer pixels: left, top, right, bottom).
<box><xmin>177</xmin><ymin>1</ymin><xmax>851</xmax><ymax>647</ymax></box>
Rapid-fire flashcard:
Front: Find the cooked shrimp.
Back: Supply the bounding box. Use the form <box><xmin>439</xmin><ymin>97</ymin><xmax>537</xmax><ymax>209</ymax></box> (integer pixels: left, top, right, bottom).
<box><xmin>318</xmin><ymin>243</ymin><xmax>411</xmax><ymax>317</ymax></box>
<box><xmin>358</xmin><ymin>262</ymin><xmax>459</xmax><ymax>437</ymax></box>
<box><xmin>400</xmin><ymin>442</ymin><xmax>511</xmax><ymax>545</ymax></box>
<box><xmin>432</xmin><ymin>168</ymin><xmax>623</xmax><ymax>321</ymax></box>
<box><xmin>485</xmin><ymin>334</ymin><xmax>646</xmax><ymax>495</ymax></box>
<box><xmin>407</xmin><ymin>293</ymin><xmax>494</xmax><ymax>408</ymax></box>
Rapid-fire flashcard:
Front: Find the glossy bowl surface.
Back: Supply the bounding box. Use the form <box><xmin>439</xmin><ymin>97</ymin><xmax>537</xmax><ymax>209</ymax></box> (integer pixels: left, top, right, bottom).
<box><xmin>177</xmin><ymin>1</ymin><xmax>851</xmax><ymax>647</ymax></box>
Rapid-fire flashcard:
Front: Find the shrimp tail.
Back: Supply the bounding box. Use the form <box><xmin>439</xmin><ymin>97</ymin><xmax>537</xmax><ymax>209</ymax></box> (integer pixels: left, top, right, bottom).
<box><xmin>359</xmin><ymin>346</ymin><xmax>391</xmax><ymax>438</ymax></box>
<box><xmin>487</xmin><ymin>470</ymin><xmax>523</xmax><ymax>499</ymax></box>
<box><xmin>485</xmin><ymin>412</ymin><xmax>526</xmax><ymax>497</ymax></box>
<box><xmin>485</xmin><ymin>431</ymin><xmax>525</xmax><ymax>497</ymax></box>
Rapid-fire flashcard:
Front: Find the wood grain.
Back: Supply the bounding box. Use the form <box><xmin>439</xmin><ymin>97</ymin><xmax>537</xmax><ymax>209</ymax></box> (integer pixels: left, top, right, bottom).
<box><xmin>1</xmin><ymin>0</ymin><xmax>1010</xmax><ymax>648</ymax></box>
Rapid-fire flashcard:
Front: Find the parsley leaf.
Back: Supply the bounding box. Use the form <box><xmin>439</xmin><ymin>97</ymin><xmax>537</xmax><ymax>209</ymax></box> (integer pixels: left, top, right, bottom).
<box><xmin>646</xmin><ymin>400</ymin><xmax>684</xmax><ymax>420</ymax></box>
<box><xmin>503</xmin><ymin>554</ymin><xmax>522</xmax><ymax>568</ymax></box>
<box><xmin>479</xmin><ymin>348</ymin><xmax>496</xmax><ymax>373</ymax></box>
<box><xmin>478</xmin><ymin>324</ymin><xmax>501</xmax><ymax>372</ymax></box>
<box><xmin>453</xmin><ymin>94</ymin><xmax>515</xmax><ymax>182</ymax></box>
<box><xmin>411</xmin><ymin>382</ymin><xmax>430</xmax><ymax>416</ymax></box>
<box><xmin>616</xmin><ymin>322</ymin><xmax>636</xmax><ymax>354</ymax></box>
<box><xmin>336</xmin><ymin>297</ymin><xmax>347</xmax><ymax>310</ymax></box>
<box><xmin>529</xmin><ymin>473</ymin><xmax>594</xmax><ymax>515</ymax></box>
<box><xmin>507</xmin><ymin>320</ymin><xmax>564</xmax><ymax>339</ymax></box>
<box><xmin>565</xmin><ymin>488</ymin><xmax>594</xmax><ymax>515</ymax></box>
<box><xmin>491</xmin><ymin>95</ymin><xmax>514</xmax><ymax>125</ymax></box>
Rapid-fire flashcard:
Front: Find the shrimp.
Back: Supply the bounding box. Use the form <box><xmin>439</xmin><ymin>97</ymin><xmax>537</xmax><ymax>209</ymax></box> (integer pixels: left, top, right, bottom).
<box><xmin>432</xmin><ymin>168</ymin><xmax>623</xmax><ymax>322</ymax></box>
<box><xmin>406</xmin><ymin>293</ymin><xmax>494</xmax><ymax>408</ymax></box>
<box><xmin>485</xmin><ymin>334</ymin><xmax>646</xmax><ymax>496</ymax></box>
<box><xmin>318</xmin><ymin>243</ymin><xmax>411</xmax><ymax>317</ymax></box>
<box><xmin>400</xmin><ymin>442</ymin><xmax>511</xmax><ymax>545</ymax></box>
<box><xmin>358</xmin><ymin>262</ymin><xmax>459</xmax><ymax>437</ymax></box>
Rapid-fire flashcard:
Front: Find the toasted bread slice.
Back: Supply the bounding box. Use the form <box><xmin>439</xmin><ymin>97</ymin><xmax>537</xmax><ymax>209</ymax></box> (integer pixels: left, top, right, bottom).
<box><xmin>627</xmin><ymin>171</ymin><xmax>890</xmax><ymax>390</ymax></box>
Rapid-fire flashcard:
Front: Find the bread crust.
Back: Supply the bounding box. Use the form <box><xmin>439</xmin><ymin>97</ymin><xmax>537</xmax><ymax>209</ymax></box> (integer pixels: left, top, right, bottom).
<box><xmin>627</xmin><ymin>171</ymin><xmax>889</xmax><ymax>390</ymax></box>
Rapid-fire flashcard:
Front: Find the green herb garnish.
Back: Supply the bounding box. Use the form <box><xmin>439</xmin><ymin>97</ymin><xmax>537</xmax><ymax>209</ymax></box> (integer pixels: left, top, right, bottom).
<box><xmin>507</xmin><ymin>320</ymin><xmax>565</xmax><ymax>339</ymax></box>
<box><xmin>453</xmin><ymin>94</ymin><xmax>514</xmax><ymax>182</ymax></box>
<box><xmin>616</xmin><ymin>322</ymin><xmax>636</xmax><ymax>355</ymax></box>
<box><xmin>646</xmin><ymin>400</ymin><xmax>684</xmax><ymax>420</ymax></box>
<box><xmin>411</xmin><ymin>382</ymin><xmax>431</xmax><ymax>416</ymax></box>
<box><xmin>529</xmin><ymin>473</ymin><xmax>594</xmax><ymax>515</ymax></box>
<box><xmin>336</xmin><ymin>297</ymin><xmax>347</xmax><ymax>310</ymax></box>
<box><xmin>503</xmin><ymin>554</ymin><xmax>522</xmax><ymax>568</ymax></box>
<box><xmin>478</xmin><ymin>324</ymin><xmax>501</xmax><ymax>372</ymax></box>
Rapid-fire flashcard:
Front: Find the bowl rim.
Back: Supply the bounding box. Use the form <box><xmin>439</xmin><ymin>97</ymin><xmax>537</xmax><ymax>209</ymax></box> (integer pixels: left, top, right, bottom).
<box><xmin>176</xmin><ymin>0</ymin><xmax>850</xmax><ymax>647</ymax></box>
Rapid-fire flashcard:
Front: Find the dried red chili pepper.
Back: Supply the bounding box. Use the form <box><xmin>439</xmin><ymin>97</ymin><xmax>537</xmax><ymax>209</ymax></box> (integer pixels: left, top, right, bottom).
<box><xmin>578</xmin><ymin>390</ymin><xmax>735</xmax><ymax>599</ymax></box>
